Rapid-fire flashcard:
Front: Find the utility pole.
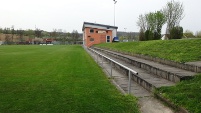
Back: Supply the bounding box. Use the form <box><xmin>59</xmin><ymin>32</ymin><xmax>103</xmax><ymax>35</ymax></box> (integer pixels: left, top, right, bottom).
<box><xmin>113</xmin><ymin>0</ymin><xmax>117</xmax><ymax>26</ymax></box>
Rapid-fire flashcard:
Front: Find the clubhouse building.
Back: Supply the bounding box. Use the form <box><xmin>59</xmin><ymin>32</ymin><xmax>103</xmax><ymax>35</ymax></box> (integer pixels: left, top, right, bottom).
<box><xmin>82</xmin><ymin>22</ymin><xmax>118</xmax><ymax>47</ymax></box>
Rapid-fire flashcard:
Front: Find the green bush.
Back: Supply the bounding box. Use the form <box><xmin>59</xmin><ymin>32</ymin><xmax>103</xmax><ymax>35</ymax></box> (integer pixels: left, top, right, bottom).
<box><xmin>170</xmin><ymin>26</ymin><xmax>183</xmax><ymax>39</ymax></box>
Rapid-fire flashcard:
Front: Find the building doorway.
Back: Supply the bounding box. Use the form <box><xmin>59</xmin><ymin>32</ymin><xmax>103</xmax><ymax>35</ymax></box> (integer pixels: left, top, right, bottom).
<box><xmin>106</xmin><ymin>36</ymin><xmax>110</xmax><ymax>43</ymax></box>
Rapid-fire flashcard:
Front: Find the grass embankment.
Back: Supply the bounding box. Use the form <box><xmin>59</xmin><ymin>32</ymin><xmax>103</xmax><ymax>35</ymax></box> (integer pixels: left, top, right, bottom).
<box><xmin>0</xmin><ymin>45</ymin><xmax>139</xmax><ymax>113</ymax></box>
<box><xmin>96</xmin><ymin>39</ymin><xmax>201</xmax><ymax>113</ymax></box>
<box><xmin>157</xmin><ymin>74</ymin><xmax>201</xmax><ymax>113</ymax></box>
<box><xmin>96</xmin><ymin>39</ymin><xmax>201</xmax><ymax>63</ymax></box>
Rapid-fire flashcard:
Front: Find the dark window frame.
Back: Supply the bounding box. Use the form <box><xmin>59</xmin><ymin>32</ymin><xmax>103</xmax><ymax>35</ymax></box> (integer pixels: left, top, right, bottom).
<box><xmin>90</xmin><ymin>29</ymin><xmax>94</xmax><ymax>33</ymax></box>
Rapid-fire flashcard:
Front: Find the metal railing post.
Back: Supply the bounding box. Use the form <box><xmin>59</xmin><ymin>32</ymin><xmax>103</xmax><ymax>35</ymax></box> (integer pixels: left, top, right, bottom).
<box><xmin>110</xmin><ymin>61</ymin><xmax>112</xmax><ymax>77</ymax></box>
<box><xmin>128</xmin><ymin>71</ymin><xmax>131</xmax><ymax>94</ymax></box>
<box><xmin>89</xmin><ymin>48</ymin><xmax>138</xmax><ymax>94</ymax></box>
<box><xmin>97</xmin><ymin>53</ymin><xmax>98</xmax><ymax>63</ymax></box>
<box><xmin>93</xmin><ymin>50</ymin><xmax>95</xmax><ymax>57</ymax></box>
<box><xmin>102</xmin><ymin>55</ymin><xmax>103</xmax><ymax>67</ymax></box>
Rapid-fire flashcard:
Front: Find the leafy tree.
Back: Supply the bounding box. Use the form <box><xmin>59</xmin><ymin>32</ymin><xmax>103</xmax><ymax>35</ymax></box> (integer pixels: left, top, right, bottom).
<box><xmin>139</xmin><ymin>29</ymin><xmax>145</xmax><ymax>41</ymax></box>
<box><xmin>146</xmin><ymin>11</ymin><xmax>166</xmax><ymax>40</ymax></box>
<box><xmin>169</xmin><ymin>26</ymin><xmax>183</xmax><ymax>39</ymax></box>
<box><xmin>163</xmin><ymin>0</ymin><xmax>184</xmax><ymax>33</ymax></box>
<box><xmin>145</xmin><ymin>12</ymin><xmax>156</xmax><ymax>40</ymax></box>
<box><xmin>145</xmin><ymin>29</ymin><xmax>154</xmax><ymax>40</ymax></box>
<box><xmin>155</xmin><ymin>11</ymin><xmax>166</xmax><ymax>40</ymax></box>
<box><xmin>146</xmin><ymin>12</ymin><xmax>156</xmax><ymax>32</ymax></box>
<box><xmin>138</xmin><ymin>11</ymin><xmax>166</xmax><ymax>40</ymax></box>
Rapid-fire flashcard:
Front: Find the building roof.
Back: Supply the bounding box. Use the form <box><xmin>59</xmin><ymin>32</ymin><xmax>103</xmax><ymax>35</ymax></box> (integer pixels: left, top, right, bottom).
<box><xmin>82</xmin><ymin>22</ymin><xmax>118</xmax><ymax>31</ymax></box>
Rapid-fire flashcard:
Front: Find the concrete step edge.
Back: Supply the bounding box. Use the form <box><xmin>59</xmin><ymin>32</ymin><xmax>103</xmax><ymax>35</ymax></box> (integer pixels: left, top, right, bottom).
<box><xmin>93</xmin><ymin>47</ymin><xmax>196</xmax><ymax>83</ymax></box>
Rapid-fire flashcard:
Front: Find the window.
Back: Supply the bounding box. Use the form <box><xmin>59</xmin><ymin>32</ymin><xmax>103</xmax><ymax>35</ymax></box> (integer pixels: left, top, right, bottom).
<box><xmin>106</xmin><ymin>36</ymin><xmax>110</xmax><ymax>43</ymax></box>
<box><xmin>90</xmin><ymin>38</ymin><xmax>94</xmax><ymax>41</ymax></box>
<box><xmin>90</xmin><ymin>29</ymin><xmax>94</xmax><ymax>33</ymax></box>
<box><xmin>96</xmin><ymin>31</ymin><xmax>98</xmax><ymax>33</ymax></box>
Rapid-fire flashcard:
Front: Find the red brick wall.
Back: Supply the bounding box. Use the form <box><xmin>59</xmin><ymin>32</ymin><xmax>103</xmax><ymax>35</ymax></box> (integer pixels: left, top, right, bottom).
<box><xmin>84</xmin><ymin>27</ymin><xmax>112</xmax><ymax>47</ymax></box>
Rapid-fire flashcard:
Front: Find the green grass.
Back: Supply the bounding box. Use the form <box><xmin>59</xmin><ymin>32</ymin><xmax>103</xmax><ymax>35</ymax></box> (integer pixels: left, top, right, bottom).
<box><xmin>156</xmin><ymin>74</ymin><xmax>201</xmax><ymax>113</ymax></box>
<box><xmin>0</xmin><ymin>45</ymin><xmax>139</xmax><ymax>113</ymax></box>
<box><xmin>95</xmin><ymin>39</ymin><xmax>201</xmax><ymax>62</ymax></box>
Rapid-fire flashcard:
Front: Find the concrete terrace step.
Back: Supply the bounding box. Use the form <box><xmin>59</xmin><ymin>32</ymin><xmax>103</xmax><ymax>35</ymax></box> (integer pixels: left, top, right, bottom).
<box><xmin>93</xmin><ymin>47</ymin><xmax>197</xmax><ymax>83</ymax></box>
<box><xmin>84</xmin><ymin>46</ymin><xmax>179</xmax><ymax>113</ymax></box>
<box><xmin>85</xmin><ymin>47</ymin><xmax>151</xmax><ymax>97</ymax></box>
<box><xmin>91</xmin><ymin>48</ymin><xmax>175</xmax><ymax>92</ymax></box>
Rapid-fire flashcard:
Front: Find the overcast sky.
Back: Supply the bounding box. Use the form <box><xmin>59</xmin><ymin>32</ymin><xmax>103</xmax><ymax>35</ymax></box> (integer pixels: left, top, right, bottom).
<box><xmin>0</xmin><ymin>0</ymin><xmax>200</xmax><ymax>34</ymax></box>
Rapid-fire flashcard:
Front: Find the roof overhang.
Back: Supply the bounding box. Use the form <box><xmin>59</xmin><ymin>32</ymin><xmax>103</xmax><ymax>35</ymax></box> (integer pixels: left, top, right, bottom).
<box><xmin>82</xmin><ymin>22</ymin><xmax>118</xmax><ymax>31</ymax></box>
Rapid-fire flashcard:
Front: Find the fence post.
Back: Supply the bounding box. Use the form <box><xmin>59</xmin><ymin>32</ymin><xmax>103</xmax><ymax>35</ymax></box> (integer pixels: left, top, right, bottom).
<box><xmin>128</xmin><ymin>71</ymin><xmax>131</xmax><ymax>94</ymax></box>
<box><xmin>110</xmin><ymin>61</ymin><xmax>112</xmax><ymax>77</ymax></box>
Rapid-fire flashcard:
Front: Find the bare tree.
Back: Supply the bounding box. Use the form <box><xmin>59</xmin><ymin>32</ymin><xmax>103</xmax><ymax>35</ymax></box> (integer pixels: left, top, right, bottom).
<box><xmin>136</xmin><ymin>14</ymin><xmax>147</xmax><ymax>32</ymax></box>
<box><xmin>163</xmin><ymin>0</ymin><xmax>184</xmax><ymax>32</ymax></box>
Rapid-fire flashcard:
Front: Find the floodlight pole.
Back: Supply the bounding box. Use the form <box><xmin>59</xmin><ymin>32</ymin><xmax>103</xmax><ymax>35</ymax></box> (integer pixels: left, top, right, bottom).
<box><xmin>124</xmin><ymin>28</ymin><xmax>127</xmax><ymax>40</ymax></box>
<box><xmin>124</xmin><ymin>28</ymin><xmax>127</xmax><ymax>32</ymax></box>
<box><xmin>113</xmin><ymin>0</ymin><xmax>117</xmax><ymax>26</ymax></box>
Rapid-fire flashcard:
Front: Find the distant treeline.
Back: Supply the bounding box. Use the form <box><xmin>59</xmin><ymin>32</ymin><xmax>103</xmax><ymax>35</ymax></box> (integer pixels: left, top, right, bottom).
<box><xmin>0</xmin><ymin>27</ymin><xmax>82</xmax><ymax>45</ymax></box>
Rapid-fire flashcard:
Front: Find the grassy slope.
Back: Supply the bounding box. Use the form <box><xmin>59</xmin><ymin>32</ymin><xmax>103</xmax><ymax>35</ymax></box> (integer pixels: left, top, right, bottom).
<box><xmin>0</xmin><ymin>45</ymin><xmax>139</xmax><ymax>113</ymax></box>
<box><xmin>96</xmin><ymin>39</ymin><xmax>201</xmax><ymax>62</ymax></box>
<box><xmin>96</xmin><ymin>39</ymin><xmax>201</xmax><ymax>113</ymax></box>
<box><xmin>157</xmin><ymin>74</ymin><xmax>201</xmax><ymax>113</ymax></box>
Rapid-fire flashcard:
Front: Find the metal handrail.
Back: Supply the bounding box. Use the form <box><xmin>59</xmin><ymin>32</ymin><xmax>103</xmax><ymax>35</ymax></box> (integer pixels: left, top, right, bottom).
<box><xmin>89</xmin><ymin>48</ymin><xmax>138</xmax><ymax>75</ymax></box>
<box><xmin>88</xmin><ymin>47</ymin><xmax>138</xmax><ymax>94</ymax></box>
